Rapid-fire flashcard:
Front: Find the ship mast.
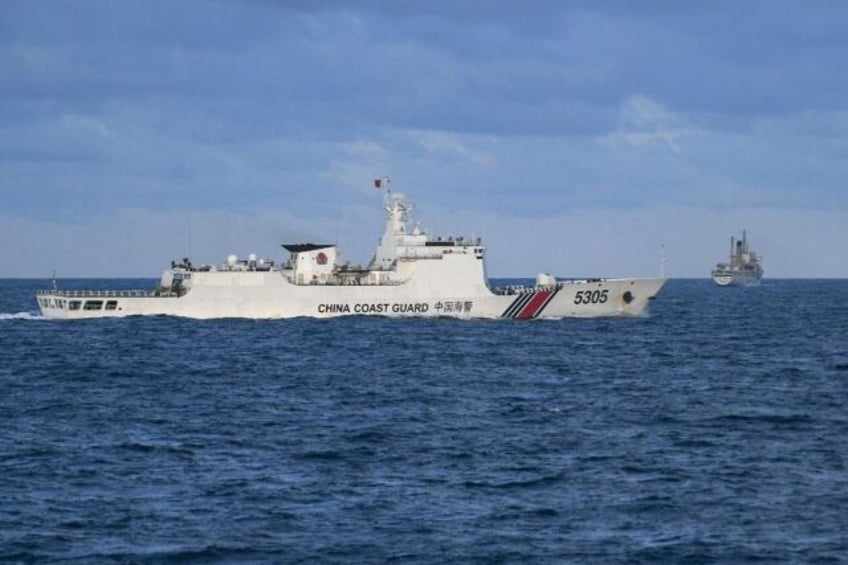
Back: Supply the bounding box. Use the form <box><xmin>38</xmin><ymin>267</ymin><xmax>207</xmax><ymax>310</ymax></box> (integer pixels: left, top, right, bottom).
<box><xmin>370</xmin><ymin>177</ymin><xmax>412</xmax><ymax>270</ymax></box>
<box><xmin>730</xmin><ymin>235</ymin><xmax>735</xmax><ymax>265</ymax></box>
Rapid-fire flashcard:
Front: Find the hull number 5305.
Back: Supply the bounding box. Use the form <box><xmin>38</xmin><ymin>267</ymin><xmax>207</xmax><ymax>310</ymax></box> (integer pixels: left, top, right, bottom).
<box><xmin>574</xmin><ymin>289</ymin><xmax>608</xmax><ymax>305</ymax></box>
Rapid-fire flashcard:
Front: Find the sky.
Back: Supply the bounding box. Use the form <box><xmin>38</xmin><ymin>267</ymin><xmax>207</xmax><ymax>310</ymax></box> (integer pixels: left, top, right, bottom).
<box><xmin>2</xmin><ymin>0</ymin><xmax>848</xmax><ymax>278</ymax></box>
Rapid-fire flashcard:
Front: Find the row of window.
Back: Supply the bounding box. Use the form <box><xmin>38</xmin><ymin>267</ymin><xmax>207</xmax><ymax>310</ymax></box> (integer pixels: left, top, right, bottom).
<box><xmin>77</xmin><ymin>300</ymin><xmax>119</xmax><ymax>311</ymax></box>
<box><xmin>39</xmin><ymin>298</ymin><xmax>118</xmax><ymax>311</ymax></box>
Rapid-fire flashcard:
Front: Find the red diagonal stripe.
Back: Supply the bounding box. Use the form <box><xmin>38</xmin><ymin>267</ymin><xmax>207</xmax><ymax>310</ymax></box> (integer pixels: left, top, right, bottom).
<box><xmin>516</xmin><ymin>290</ymin><xmax>552</xmax><ymax>319</ymax></box>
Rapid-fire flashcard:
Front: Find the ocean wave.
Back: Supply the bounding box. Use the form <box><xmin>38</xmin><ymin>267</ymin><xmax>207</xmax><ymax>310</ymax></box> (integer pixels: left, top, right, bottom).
<box><xmin>0</xmin><ymin>312</ymin><xmax>43</xmax><ymax>321</ymax></box>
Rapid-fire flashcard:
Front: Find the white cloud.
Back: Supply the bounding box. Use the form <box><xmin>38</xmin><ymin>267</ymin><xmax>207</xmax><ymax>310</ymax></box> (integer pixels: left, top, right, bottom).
<box><xmin>406</xmin><ymin>129</ymin><xmax>494</xmax><ymax>166</ymax></box>
<box><xmin>603</xmin><ymin>95</ymin><xmax>702</xmax><ymax>153</ymax></box>
<box><xmin>340</xmin><ymin>139</ymin><xmax>388</xmax><ymax>158</ymax></box>
<box><xmin>62</xmin><ymin>114</ymin><xmax>114</xmax><ymax>140</ymax></box>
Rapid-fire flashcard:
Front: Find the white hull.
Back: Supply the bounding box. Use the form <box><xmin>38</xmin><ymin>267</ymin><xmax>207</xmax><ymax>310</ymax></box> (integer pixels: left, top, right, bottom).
<box><xmin>37</xmin><ymin>274</ymin><xmax>665</xmax><ymax>320</ymax></box>
<box><xmin>36</xmin><ymin>188</ymin><xmax>666</xmax><ymax>320</ymax></box>
<box><xmin>711</xmin><ymin>270</ymin><xmax>762</xmax><ymax>287</ymax></box>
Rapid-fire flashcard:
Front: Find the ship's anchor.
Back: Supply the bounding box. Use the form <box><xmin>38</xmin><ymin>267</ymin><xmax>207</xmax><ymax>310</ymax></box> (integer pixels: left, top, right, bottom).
<box><xmin>622</xmin><ymin>291</ymin><xmax>634</xmax><ymax>304</ymax></box>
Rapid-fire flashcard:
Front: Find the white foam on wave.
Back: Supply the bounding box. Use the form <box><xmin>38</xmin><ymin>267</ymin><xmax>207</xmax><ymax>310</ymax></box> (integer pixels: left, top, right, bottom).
<box><xmin>0</xmin><ymin>312</ymin><xmax>44</xmax><ymax>321</ymax></box>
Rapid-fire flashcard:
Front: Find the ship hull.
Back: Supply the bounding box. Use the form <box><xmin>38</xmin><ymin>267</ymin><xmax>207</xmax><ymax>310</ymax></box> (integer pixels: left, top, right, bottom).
<box><xmin>711</xmin><ymin>270</ymin><xmax>762</xmax><ymax>287</ymax></box>
<box><xmin>37</xmin><ymin>275</ymin><xmax>666</xmax><ymax>320</ymax></box>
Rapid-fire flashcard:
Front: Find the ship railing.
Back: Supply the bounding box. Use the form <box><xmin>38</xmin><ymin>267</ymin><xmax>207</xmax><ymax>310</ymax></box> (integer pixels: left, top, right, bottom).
<box><xmin>491</xmin><ymin>279</ymin><xmax>610</xmax><ymax>295</ymax></box>
<box><xmin>36</xmin><ymin>289</ymin><xmax>157</xmax><ymax>298</ymax></box>
<box><xmin>492</xmin><ymin>284</ymin><xmax>556</xmax><ymax>295</ymax></box>
<box><xmin>284</xmin><ymin>276</ymin><xmax>408</xmax><ymax>287</ymax></box>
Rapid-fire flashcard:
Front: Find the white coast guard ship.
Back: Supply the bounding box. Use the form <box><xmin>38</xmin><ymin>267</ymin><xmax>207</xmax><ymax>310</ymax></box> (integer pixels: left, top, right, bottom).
<box><xmin>711</xmin><ymin>230</ymin><xmax>763</xmax><ymax>286</ymax></box>
<box><xmin>36</xmin><ymin>185</ymin><xmax>666</xmax><ymax>319</ymax></box>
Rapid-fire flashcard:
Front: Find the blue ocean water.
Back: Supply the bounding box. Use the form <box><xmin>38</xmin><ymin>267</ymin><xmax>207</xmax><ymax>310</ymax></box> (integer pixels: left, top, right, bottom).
<box><xmin>1</xmin><ymin>278</ymin><xmax>847</xmax><ymax>563</ymax></box>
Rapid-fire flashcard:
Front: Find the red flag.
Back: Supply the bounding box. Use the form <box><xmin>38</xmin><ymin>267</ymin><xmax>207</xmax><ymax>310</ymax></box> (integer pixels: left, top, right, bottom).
<box><xmin>374</xmin><ymin>179</ymin><xmax>382</xmax><ymax>189</ymax></box>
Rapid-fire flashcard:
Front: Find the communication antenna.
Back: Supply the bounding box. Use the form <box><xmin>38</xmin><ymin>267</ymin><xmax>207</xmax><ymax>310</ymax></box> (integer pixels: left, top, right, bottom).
<box><xmin>185</xmin><ymin>212</ymin><xmax>193</xmax><ymax>262</ymax></box>
<box><xmin>52</xmin><ymin>270</ymin><xmax>58</xmax><ymax>291</ymax></box>
<box><xmin>659</xmin><ymin>244</ymin><xmax>667</xmax><ymax>278</ymax></box>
